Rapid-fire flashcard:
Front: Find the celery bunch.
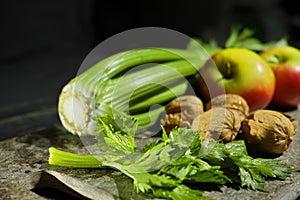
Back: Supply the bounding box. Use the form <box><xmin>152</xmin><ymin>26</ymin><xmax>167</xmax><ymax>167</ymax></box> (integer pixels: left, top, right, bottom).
<box><xmin>58</xmin><ymin>48</ymin><xmax>206</xmax><ymax>136</ymax></box>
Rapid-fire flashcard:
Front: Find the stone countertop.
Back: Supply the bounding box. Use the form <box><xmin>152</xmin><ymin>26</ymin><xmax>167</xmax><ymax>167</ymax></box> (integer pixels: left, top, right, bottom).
<box><xmin>0</xmin><ymin>108</ymin><xmax>300</xmax><ymax>200</ymax></box>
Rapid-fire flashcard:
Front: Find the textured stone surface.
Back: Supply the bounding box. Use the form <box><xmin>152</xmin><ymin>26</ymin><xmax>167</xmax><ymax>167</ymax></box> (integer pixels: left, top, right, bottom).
<box><xmin>0</xmin><ymin>108</ymin><xmax>300</xmax><ymax>200</ymax></box>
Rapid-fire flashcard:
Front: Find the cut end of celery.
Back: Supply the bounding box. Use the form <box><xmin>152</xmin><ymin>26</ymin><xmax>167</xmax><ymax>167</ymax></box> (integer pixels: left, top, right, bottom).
<box><xmin>48</xmin><ymin>147</ymin><xmax>103</xmax><ymax>168</ymax></box>
<box><xmin>58</xmin><ymin>85</ymin><xmax>90</xmax><ymax>135</ymax></box>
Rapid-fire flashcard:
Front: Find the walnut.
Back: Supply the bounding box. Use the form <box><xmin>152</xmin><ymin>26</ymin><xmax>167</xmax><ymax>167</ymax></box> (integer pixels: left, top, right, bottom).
<box><xmin>241</xmin><ymin>110</ymin><xmax>297</xmax><ymax>156</ymax></box>
<box><xmin>206</xmin><ymin>94</ymin><xmax>249</xmax><ymax>116</ymax></box>
<box><xmin>160</xmin><ymin>95</ymin><xmax>204</xmax><ymax>133</ymax></box>
<box><xmin>160</xmin><ymin>113</ymin><xmax>191</xmax><ymax>134</ymax></box>
<box><xmin>282</xmin><ymin>113</ymin><xmax>298</xmax><ymax>132</ymax></box>
<box><xmin>191</xmin><ymin>107</ymin><xmax>244</xmax><ymax>143</ymax></box>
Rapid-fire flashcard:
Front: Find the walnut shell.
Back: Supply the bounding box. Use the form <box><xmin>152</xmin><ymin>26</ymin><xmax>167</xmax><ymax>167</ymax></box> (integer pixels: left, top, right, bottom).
<box><xmin>206</xmin><ymin>93</ymin><xmax>249</xmax><ymax>116</ymax></box>
<box><xmin>165</xmin><ymin>95</ymin><xmax>204</xmax><ymax>121</ymax></box>
<box><xmin>160</xmin><ymin>113</ymin><xmax>191</xmax><ymax>134</ymax></box>
<box><xmin>282</xmin><ymin>113</ymin><xmax>298</xmax><ymax>132</ymax></box>
<box><xmin>191</xmin><ymin>107</ymin><xmax>244</xmax><ymax>143</ymax></box>
<box><xmin>161</xmin><ymin>95</ymin><xmax>204</xmax><ymax>133</ymax></box>
<box><xmin>241</xmin><ymin>110</ymin><xmax>297</xmax><ymax>155</ymax></box>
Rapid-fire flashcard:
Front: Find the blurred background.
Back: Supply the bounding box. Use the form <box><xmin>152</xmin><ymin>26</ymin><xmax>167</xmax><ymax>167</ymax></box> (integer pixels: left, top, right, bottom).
<box><xmin>1</xmin><ymin>0</ymin><xmax>299</xmax><ymax>139</ymax></box>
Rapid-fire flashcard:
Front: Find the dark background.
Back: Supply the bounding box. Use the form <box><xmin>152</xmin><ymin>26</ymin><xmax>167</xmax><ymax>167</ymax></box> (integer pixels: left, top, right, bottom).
<box><xmin>1</xmin><ymin>0</ymin><xmax>299</xmax><ymax>139</ymax></box>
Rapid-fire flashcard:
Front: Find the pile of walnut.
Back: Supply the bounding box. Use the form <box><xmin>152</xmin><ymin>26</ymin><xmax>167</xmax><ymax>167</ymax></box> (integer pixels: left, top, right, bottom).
<box><xmin>160</xmin><ymin>94</ymin><xmax>298</xmax><ymax>156</ymax></box>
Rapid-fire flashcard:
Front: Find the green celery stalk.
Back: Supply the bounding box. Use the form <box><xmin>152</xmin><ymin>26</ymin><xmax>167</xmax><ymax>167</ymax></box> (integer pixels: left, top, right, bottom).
<box><xmin>48</xmin><ymin>147</ymin><xmax>103</xmax><ymax>168</ymax></box>
<box><xmin>129</xmin><ymin>80</ymin><xmax>188</xmax><ymax>113</ymax></box>
<box><xmin>58</xmin><ymin>48</ymin><xmax>204</xmax><ymax>136</ymax></box>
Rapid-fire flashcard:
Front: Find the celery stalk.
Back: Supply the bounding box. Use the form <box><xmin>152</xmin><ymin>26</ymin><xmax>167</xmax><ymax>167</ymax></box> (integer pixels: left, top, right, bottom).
<box><xmin>129</xmin><ymin>81</ymin><xmax>188</xmax><ymax>113</ymax></box>
<box><xmin>58</xmin><ymin>48</ymin><xmax>204</xmax><ymax>136</ymax></box>
<box><xmin>48</xmin><ymin>147</ymin><xmax>103</xmax><ymax>168</ymax></box>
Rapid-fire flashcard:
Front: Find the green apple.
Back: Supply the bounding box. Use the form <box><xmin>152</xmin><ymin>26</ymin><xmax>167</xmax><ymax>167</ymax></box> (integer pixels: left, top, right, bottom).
<box><xmin>260</xmin><ymin>46</ymin><xmax>300</xmax><ymax>109</ymax></box>
<box><xmin>198</xmin><ymin>48</ymin><xmax>275</xmax><ymax>111</ymax></box>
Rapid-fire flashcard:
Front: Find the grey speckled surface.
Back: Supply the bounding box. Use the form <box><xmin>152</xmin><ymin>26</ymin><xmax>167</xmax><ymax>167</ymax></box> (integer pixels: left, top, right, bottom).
<box><xmin>0</xmin><ymin>108</ymin><xmax>300</xmax><ymax>200</ymax></box>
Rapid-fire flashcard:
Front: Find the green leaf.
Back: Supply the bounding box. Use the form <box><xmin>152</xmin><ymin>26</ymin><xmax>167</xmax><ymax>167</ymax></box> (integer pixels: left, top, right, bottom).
<box><xmin>161</xmin><ymin>126</ymin><xmax>169</xmax><ymax>141</ymax></box>
<box><xmin>153</xmin><ymin>185</ymin><xmax>208</xmax><ymax>200</ymax></box>
<box><xmin>121</xmin><ymin>128</ymin><xmax>199</xmax><ymax>173</ymax></box>
<box><xmin>199</xmin><ymin>140</ymin><xmax>227</xmax><ymax>166</ymax></box>
<box><xmin>132</xmin><ymin>173</ymin><xmax>178</xmax><ymax>193</ymax></box>
<box><xmin>256</xmin><ymin>37</ymin><xmax>288</xmax><ymax>50</ymax></box>
<box><xmin>228</xmin><ymin>147</ymin><xmax>294</xmax><ymax>191</ymax></box>
<box><xmin>239</xmin><ymin>166</ymin><xmax>266</xmax><ymax>191</ymax></box>
<box><xmin>252</xmin><ymin>159</ymin><xmax>294</xmax><ymax>179</ymax></box>
<box><xmin>161</xmin><ymin>154</ymin><xmax>230</xmax><ymax>184</ymax></box>
<box><xmin>95</xmin><ymin>113</ymin><xmax>136</xmax><ymax>154</ymax></box>
<box><xmin>168</xmin><ymin>128</ymin><xmax>199</xmax><ymax>148</ymax></box>
<box><xmin>225</xmin><ymin>25</ymin><xmax>288</xmax><ymax>51</ymax></box>
<box><xmin>200</xmin><ymin>139</ymin><xmax>294</xmax><ymax>191</ymax></box>
<box><xmin>225</xmin><ymin>140</ymin><xmax>248</xmax><ymax>156</ymax></box>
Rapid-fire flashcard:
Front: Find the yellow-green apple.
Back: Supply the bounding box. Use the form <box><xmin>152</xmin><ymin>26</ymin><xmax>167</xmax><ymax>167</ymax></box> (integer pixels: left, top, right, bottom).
<box><xmin>197</xmin><ymin>48</ymin><xmax>275</xmax><ymax>111</ymax></box>
<box><xmin>260</xmin><ymin>46</ymin><xmax>300</xmax><ymax>109</ymax></box>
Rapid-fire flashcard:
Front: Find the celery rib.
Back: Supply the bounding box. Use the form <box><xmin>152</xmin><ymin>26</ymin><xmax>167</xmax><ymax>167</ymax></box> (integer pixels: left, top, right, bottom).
<box><xmin>77</xmin><ymin>48</ymin><xmax>198</xmax><ymax>85</ymax></box>
<box><xmin>129</xmin><ymin>81</ymin><xmax>188</xmax><ymax>114</ymax></box>
<box><xmin>132</xmin><ymin>106</ymin><xmax>166</xmax><ymax>128</ymax></box>
<box><xmin>48</xmin><ymin>147</ymin><xmax>103</xmax><ymax>168</ymax></box>
<box><xmin>110</xmin><ymin>59</ymin><xmax>200</xmax><ymax>111</ymax></box>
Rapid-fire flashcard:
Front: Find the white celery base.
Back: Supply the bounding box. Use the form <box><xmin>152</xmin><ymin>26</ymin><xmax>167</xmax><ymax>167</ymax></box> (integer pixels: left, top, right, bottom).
<box><xmin>58</xmin><ymin>83</ymin><xmax>91</xmax><ymax>135</ymax></box>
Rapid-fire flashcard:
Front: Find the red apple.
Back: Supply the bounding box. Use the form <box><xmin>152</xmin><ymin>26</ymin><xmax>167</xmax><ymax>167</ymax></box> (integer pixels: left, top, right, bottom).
<box><xmin>260</xmin><ymin>46</ymin><xmax>300</xmax><ymax>109</ymax></box>
<box><xmin>197</xmin><ymin>48</ymin><xmax>275</xmax><ymax>111</ymax></box>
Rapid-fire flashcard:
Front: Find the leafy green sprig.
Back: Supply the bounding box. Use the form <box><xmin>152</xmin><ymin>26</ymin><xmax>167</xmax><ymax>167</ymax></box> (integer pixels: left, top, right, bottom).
<box><xmin>188</xmin><ymin>25</ymin><xmax>288</xmax><ymax>55</ymax></box>
<box><xmin>199</xmin><ymin>140</ymin><xmax>294</xmax><ymax>191</ymax></box>
<box><xmin>49</xmin><ymin>112</ymin><xmax>294</xmax><ymax>199</ymax></box>
<box><xmin>225</xmin><ymin>26</ymin><xmax>288</xmax><ymax>51</ymax></box>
